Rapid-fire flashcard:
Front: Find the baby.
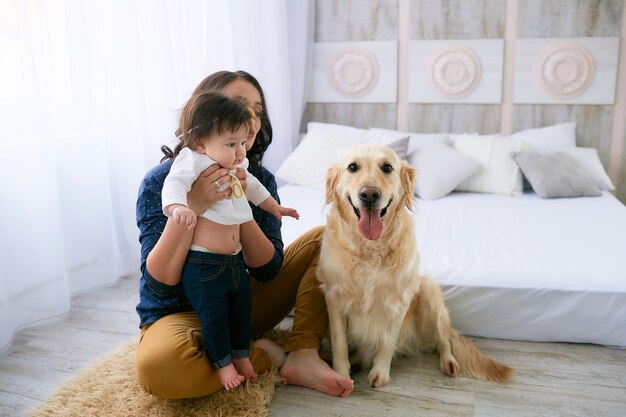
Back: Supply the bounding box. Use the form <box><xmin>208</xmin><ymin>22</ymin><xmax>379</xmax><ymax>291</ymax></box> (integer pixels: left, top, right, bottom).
<box><xmin>161</xmin><ymin>91</ymin><xmax>298</xmax><ymax>390</ymax></box>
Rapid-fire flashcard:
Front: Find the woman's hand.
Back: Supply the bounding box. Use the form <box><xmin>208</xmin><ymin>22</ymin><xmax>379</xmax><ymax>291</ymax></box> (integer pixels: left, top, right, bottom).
<box><xmin>188</xmin><ymin>164</ymin><xmax>231</xmax><ymax>214</ymax></box>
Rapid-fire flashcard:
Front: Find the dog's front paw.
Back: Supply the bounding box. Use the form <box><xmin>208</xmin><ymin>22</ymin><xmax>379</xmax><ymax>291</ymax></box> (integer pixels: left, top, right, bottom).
<box><xmin>367</xmin><ymin>368</ymin><xmax>390</xmax><ymax>388</ymax></box>
<box><xmin>333</xmin><ymin>360</ymin><xmax>351</xmax><ymax>378</ymax></box>
<box><xmin>439</xmin><ymin>354</ymin><xmax>460</xmax><ymax>377</ymax></box>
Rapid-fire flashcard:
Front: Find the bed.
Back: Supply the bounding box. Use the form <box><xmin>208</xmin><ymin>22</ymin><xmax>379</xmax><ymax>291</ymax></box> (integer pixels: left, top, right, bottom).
<box><xmin>275</xmin><ymin>122</ymin><xmax>626</xmax><ymax>348</ymax></box>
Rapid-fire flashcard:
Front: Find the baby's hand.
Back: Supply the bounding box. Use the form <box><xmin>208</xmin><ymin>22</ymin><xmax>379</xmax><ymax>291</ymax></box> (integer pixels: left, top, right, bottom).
<box><xmin>172</xmin><ymin>206</ymin><xmax>197</xmax><ymax>229</ymax></box>
<box><xmin>258</xmin><ymin>197</ymin><xmax>299</xmax><ymax>220</ymax></box>
<box><xmin>275</xmin><ymin>206</ymin><xmax>300</xmax><ymax>220</ymax></box>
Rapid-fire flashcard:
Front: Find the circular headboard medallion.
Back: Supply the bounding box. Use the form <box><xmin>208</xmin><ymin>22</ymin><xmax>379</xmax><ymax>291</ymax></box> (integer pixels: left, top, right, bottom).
<box><xmin>533</xmin><ymin>42</ymin><xmax>595</xmax><ymax>100</ymax></box>
<box><xmin>327</xmin><ymin>47</ymin><xmax>379</xmax><ymax>98</ymax></box>
<box><xmin>426</xmin><ymin>46</ymin><xmax>482</xmax><ymax>99</ymax></box>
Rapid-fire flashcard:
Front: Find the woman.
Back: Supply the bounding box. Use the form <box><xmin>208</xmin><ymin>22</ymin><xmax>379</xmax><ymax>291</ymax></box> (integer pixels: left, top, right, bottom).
<box><xmin>135</xmin><ymin>70</ymin><xmax>353</xmax><ymax>398</ymax></box>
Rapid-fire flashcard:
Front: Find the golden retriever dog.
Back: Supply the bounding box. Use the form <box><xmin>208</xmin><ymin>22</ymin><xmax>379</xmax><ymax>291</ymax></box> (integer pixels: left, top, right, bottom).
<box><xmin>318</xmin><ymin>144</ymin><xmax>513</xmax><ymax>388</ymax></box>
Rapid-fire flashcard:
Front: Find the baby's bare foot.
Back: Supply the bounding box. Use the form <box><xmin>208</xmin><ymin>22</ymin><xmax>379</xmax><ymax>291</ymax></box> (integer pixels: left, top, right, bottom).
<box><xmin>253</xmin><ymin>338</ymin><xmax>287</xmax><ymax>369</ymax></box>
<box><xmin>217</xmin><ymin>363</ymin><xmax>245</xmax><ymax>390</ymax></box>
<box><xmin>232</xmin><ymin>357</ymin><xmax>257</xmax><ymax>381</ymax></box>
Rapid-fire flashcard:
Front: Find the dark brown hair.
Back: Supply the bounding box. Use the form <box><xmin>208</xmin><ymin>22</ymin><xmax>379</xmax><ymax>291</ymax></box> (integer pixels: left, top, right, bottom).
<box><xmin>162</xmin><ymin>70</ymin><xmax>272</xmax><ymax>167</ymax></box>
<box><xmin>170</xmin><ymin>91</ymin><xmax>252</xmax><ymax>158</ymax></box>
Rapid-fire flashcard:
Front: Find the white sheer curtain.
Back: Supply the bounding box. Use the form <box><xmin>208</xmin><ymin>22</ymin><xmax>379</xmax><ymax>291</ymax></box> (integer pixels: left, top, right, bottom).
<box><xmin>228</xmin><ymin>0</ymin><xmax>314</xmax><ymax>173</ymax></box>
<box><xmin>0</xmin><ymin>0</ymin><xmax>313</xmax><ymax>350</ymax></box>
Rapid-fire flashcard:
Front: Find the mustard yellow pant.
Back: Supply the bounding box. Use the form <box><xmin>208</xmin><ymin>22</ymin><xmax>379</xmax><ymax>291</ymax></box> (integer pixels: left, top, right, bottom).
<box><xmin>135</xmin><ymin>226</ymin><xmax>327</xmax><ymax>398</ymax></box>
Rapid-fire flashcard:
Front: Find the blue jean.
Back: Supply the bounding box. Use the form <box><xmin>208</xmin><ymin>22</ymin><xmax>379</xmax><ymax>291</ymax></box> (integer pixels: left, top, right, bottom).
<box><xmin>181</xmin><ymin>250</ymin><xmax>250</xmax><ymax>369</ymax></box>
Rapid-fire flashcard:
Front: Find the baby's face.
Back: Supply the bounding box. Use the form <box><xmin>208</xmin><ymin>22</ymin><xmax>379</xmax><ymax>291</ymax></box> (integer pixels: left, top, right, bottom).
<box><xmin>196</xmin><ymin>125</ymin><xmax>248</xmax><ymax>169</ymax></box>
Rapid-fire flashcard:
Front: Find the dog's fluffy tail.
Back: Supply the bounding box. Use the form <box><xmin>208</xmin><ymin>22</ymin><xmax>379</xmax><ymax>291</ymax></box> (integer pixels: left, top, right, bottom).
<box><xmin>450</xmin><ymin>330</ymin><xmax>513</xmax><ymax>383</ymax></box>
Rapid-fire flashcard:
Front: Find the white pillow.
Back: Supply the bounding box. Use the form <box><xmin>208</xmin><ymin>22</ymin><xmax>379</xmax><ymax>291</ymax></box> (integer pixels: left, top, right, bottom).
<box><xmin>408</xmin><ymin>143</ymin><xmax>481</xmax><ymax>200</ymax></box>
<box><xmin>337</xmin><ymin>136</ymin><xmax>410</xmax><ymax>161</ymax></box>
<box><xmin>449</xmin><ymin>132</ymin><xmax>480</xmax><ymax>146</ymax></box>
<box><xmin>560</xmin><ymin>147</ymin><xmax>614</xmax><ymax>191</ymax></box>
<box><xmin>306</xmin><ymin>121</ymin><xmax>367</xmax><ymax>141</ymax></box>
<box><xmin>510</xmin><ymin>122</ymin><xmax>577</xmax><ymax>151</ymax></box>
<box><xmin>454</xmin><ymin>133</ymin><xmax>531</xmax><ymax>195</ymax></box>
<box><xmin>366</xmin><ymin>127</ymin><xmax>450</xmax><ymax>155</ymax></box>
<box><xmin>277</xmin><ymin>128</ymin><xmax>357</xmax><ymax>189</ymax></box>
<box><xmin>277</xmin><ymin>127</ymin><xmax>410</xmax><ymax>190</ymax></box>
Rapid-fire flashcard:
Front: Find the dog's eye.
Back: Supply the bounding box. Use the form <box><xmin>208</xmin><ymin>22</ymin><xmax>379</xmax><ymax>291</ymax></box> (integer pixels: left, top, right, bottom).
<box><xmin>347</xmin><ymin>163</ymin><xmax>358</xmax><ymax>173</ymax></box>
<box><xmin>382</xmin><ymin>163</ymin><xmax>393</xmax><ymax>173</ymax></box>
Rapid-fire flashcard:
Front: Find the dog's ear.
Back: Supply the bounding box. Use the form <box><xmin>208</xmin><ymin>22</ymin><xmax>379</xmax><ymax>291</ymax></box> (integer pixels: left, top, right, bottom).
<box><xmin>400</xmin><ymin>161</ymin><xmax>416</xmax><ymax>211</ymax></box>
<box><xmin>325</xmin><ymin>165</ymin><xmax>340</xmax><ymax>204</ymax></box>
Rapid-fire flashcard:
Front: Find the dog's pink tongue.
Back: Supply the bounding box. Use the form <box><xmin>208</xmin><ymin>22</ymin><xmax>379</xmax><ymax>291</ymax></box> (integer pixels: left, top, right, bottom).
<box><xmin>358</xmin><ymin>208</ymin><xmax>383</xmax><ymax>240</ymax></box>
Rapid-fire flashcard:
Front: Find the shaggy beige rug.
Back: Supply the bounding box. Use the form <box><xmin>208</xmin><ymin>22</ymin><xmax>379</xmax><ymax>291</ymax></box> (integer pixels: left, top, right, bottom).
<box><xmin>31</xmin><ymin>338</ymin><xmax>285</xmax><ymax>417</ymax></box>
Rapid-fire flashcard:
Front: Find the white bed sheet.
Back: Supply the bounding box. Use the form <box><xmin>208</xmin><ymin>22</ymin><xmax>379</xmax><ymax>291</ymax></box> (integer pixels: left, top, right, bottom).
<box><xmin>278</xmin><ymin>184</ymin><xmax>626</xmax><ymax>347</ymax></box>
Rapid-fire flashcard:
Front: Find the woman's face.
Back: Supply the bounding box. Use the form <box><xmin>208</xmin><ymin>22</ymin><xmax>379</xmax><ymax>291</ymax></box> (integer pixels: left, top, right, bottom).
<box><xmin>222</xmin><ymin>79</ymin><xmax>262</xmax><ymax>150</ymax></box>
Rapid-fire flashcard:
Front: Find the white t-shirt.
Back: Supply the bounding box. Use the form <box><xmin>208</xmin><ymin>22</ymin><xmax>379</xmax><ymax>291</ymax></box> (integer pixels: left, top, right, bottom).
<box><xmin>162</xmin><ymin>147</ymin><xmax>271</xmax><ymax>225</ymax></box>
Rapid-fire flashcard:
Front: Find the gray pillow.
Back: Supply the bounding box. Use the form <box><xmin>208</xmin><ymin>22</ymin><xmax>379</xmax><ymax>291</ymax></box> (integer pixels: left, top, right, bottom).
<box><xmin>511</xmin><ymin>151</ymin><xmax>601</xmax><ymax>199</ymax></box>
<box><xmin>385</xmin><ymin>136</ymin><xmax>410</xmax><ymax>160</ymax></box>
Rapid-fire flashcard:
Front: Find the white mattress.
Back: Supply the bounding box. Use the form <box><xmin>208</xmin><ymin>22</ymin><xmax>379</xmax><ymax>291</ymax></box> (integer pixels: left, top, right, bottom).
<box><xmin>278</xmin><ymin>184</ymin><xmax>626</xmax><ymax>347</ymax></box>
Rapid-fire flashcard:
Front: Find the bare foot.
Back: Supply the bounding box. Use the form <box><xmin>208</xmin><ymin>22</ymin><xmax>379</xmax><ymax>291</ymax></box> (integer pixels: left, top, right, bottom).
<box><xmin>232</xmin><ymin>357</ymin><xmax>257</xmax><ymax>381</ymax></box>
<box><xmin>279</xmin><ymin>348</ymin><xmax>354</xmax><ymax>397</ymax></box>
<box><xmin>217</xmin><ymin>363</ymin><xmax>245</xmax><ymax>390</ymax></box>
<box><xmin>254</xmin><ymin>338</ymin><xmax>287</xmax><ymax>369</ymax></box>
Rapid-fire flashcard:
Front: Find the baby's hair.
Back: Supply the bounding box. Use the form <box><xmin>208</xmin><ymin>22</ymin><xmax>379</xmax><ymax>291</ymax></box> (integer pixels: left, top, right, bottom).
<box><xmin>173</xmin><ymin>91</ymin><xmax>253</xmax><ymax>157</ymax></box>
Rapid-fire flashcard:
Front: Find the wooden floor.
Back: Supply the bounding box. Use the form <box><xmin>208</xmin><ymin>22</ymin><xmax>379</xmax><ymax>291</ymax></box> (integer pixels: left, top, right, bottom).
<box><xmin>1</xmin><ymin>273</ymin><xmax>625</xmax><ymax>417</ymax></box>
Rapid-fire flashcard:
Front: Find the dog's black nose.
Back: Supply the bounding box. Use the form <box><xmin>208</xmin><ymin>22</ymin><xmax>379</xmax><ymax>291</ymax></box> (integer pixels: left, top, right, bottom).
<box><xmin>358</xmin><ymin>186</ymin><xmax>380</xmax><ymax>206</ymax></box>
